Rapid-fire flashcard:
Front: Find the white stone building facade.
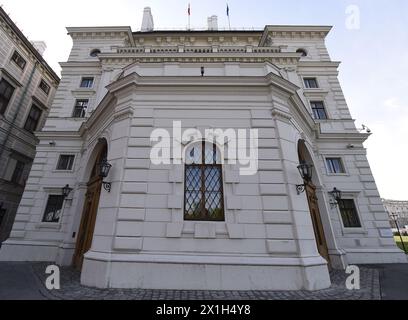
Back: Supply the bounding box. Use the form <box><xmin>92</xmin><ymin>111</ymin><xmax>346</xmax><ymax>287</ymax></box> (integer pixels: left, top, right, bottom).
<box><xmin>0</xmin><ymin>12</ymin><xmax>406</xmax><ymax>290</ymax></box>
<box><xmin>0</xmin><ymin>7</ymin><xmax>59</xmax><ymax>243</ymax></box>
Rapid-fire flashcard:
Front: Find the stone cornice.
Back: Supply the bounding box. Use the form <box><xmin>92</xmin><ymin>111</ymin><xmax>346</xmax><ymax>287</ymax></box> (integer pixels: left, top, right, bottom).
<box><xmin>297</xmin><ymin>61</ymin><xmax>341</xmax><ymax>68</ymax></box>
<box><xmin>260</xmin><ymin>25</ymin><xmax>332</xmax><ymax>45</ymax></box>
<box><xmin>35</xmin><ymin>131</ymin><xmax>82</xmax><ymax>140</ymax></box>
<box><xmin>66</xmin><ymin>26</ymin><xmax>135</xmax><ymax>46</ymax></box>
<box><xmin>59</xmin><ymin>61</ymin><xmax>102</xmax><ymax>68</ymax></box>
<box><xmin>98</xmin><ymin>55</ymin><xmax>300</xmax><ymax>67</ymax></box>
<box><xmin>316</xmin><ymin>131</ymin><xmax>371</xmax><ymax>143</ymax></box>
<box><xmin>105</xmin><ymin>72</ymin><xmax>300</xmax><ymax>95</ymax></box>
<box><xmin>99</xmin><ymin>52</ymin><xmax>300</xmax><ymax>59</ymax></box>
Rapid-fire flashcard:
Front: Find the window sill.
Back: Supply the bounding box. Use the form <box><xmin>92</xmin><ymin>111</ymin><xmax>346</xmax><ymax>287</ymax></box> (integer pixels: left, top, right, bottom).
<box><xmin>341</xmin><ymin>228</ymin><xmax>367</xmax><ymax>235</ymax></box>
<box><xmin>313</xmin><ymin>119</ymin><xmax>331</xmax><ymax>122</ymax></box>
<box><xmin>71</xmin><ymin>89</ymin><xmax>96</xmax><ymax>95</ymax></box>
<box><xmin>35</xmin><ymin>222</ymin><xmax>62</xmax><ymax>230</ymax></box>
<box><xmin>303</xmin><ymin>89</ymin><xmax>329</xmax><ymax>96</ymax></box>
<box><xmin>326</xmin><ymin>173</ymin><xmax>349</xmax><ymax>177</ymax></box>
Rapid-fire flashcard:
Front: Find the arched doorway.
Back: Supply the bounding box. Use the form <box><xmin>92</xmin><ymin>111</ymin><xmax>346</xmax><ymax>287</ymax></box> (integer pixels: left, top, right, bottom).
<box><xmin>298</xmin><ymin>140</ymin><xmax>331</xmax><ymax>265</ymax></box>
<box><xmin>72</xmin><ymin>140</ymin><xmax>107</xmax><ymax>270</ymax></box>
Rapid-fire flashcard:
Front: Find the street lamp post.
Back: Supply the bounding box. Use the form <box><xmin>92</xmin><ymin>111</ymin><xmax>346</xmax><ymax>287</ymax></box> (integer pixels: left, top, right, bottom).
<box><xmin>390</xmin><ymin>212</ymin><xmax>407</xmax><ymax>254</ymax></box>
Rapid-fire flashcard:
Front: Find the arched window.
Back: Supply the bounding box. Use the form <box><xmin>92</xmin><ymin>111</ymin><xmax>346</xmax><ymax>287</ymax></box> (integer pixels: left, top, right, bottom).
<box><xmin>184</xmin><ymin>141</ymin><xmax>225</xmax><ymax>221</ymax></box>
<box><xmin>90</xmin><ymin>49</ymin><xmax>101</xmax><ymax>57</ymax></box>
<box><xmin>296</xmin><ymin>48</ymin><xmax>308</xmax><ymax>57</ymax></box>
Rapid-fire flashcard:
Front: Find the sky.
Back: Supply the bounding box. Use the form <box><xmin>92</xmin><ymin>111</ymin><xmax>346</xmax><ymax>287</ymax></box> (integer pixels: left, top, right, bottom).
<box><xmin>1</xmin><ymin>0</ymin><xmax>407</xmax><ymax>200</ymax></box>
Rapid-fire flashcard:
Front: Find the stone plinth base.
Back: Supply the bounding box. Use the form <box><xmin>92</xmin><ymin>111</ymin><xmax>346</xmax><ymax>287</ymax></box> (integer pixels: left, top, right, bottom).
<box><xmin>81</xmin><ymin>252</ymin><xmax>332</xmax><ymax>291</ymax></box>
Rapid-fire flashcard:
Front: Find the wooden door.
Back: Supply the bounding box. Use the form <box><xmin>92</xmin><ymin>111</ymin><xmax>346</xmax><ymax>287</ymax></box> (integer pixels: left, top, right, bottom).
<box><xmin>305</xmin><ymin>183</ymin><xmax>331</xmax><ymax>265</ymax></box>
<box><xmin>72</xmin><ymin>176</ymin><xmax>102</xmax><ymax>270</ymax></box>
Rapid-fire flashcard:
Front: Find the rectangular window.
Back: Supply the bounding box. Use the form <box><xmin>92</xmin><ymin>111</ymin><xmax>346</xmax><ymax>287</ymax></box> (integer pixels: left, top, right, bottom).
<box><xmin>311</xmin><ymin>101</ymin><xmax>328</xmax><ymax>120</ymax></box>
<box><xmin>184</xmin><ymin>142</ymin><xmax>225</xmax><ymax>221</ymax></box>
<box><xmin>326</xmin><ymin>158</ymin><xmax>346</xmax><ymax>174</ymax></box>
<box><xmin>11</xmin><ymin>160</ymin><xmax>25</xmax><ymax>184</ymax></box>
<box><xmin>57</xmin><ymin>155</ymin><xmax>75</xmax><ymax>171</ymax></box>
<box><xmin>0</xmin><ymin>207</ymin><xmax>6</xmax><ymax>227</ymax></box>
<box><xmin>72</xmin><ymin>99</ymin><xmax>88</xmax><ymax>118</ymax></box>
<box><xmin>42</xmin><ymin>195</ymin><xmax>64</xmax><ymax>223</ymax></box>
<box><xmin>11</xmin><ymin>51</ymin><xmax>26</xmax><ymax>70</ymax></box>
<box><xmin>304</xmin><ymin>78</ymin><xmax>319</xmax><ymax>89</ymax></box>
<box><xmin>0</xmin><ymin>79</ymin><xmax>15</xmax><ymax>115</ymax></box>
<box><xmin>80</xmin><ymin>77</ymin><xmax>94</xmax><ymax>88</ymax></box>
<box><xmin>39</xmin><ymin>79</ymin><xmax>50</xmax><ymax>95</ymax></box>
<box><xmin>338</xmin><ymin>199</ymin><xmax>362</xmax><ymax>228</ymax></box>
<box><xmin>24</xmin><ymin>104</ymin><xmax>42</xmax><ymax>133</ymax></box>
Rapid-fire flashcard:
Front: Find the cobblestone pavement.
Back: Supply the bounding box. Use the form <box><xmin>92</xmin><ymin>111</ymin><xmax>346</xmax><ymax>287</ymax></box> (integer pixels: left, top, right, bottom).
<box><xmin>29</xmin><ymin>263</ymin><xmax>381</xmax><ymax>300</ymax></box>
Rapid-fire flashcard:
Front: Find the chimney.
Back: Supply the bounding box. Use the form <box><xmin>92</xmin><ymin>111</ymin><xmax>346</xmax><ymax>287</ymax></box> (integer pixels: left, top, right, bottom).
<box><xmin>207</xmin><ymin>15</ymin><xmax>218</xmax><ymax>31</ymax></box>
<box><xmin>141</xmin><ymin>7</ymin><xmax>154</xmax><ymax>32</ymax></box>
<box><xmin>31</xmin><ymin>41</ymin><xmax>47</xmax><ymax>56</ymax></box>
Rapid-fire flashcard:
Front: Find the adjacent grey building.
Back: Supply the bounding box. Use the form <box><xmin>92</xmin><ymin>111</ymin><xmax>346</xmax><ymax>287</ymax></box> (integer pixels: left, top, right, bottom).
<box><xmin>0</xmin><ymin>7</ymin><xmax>60</xmax><ymax>243</ymax></box>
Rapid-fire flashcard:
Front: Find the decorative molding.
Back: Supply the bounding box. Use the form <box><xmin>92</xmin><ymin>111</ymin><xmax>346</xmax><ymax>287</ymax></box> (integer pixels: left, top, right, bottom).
<box><xmin>98</xmin><ymin>55</ymin><xmax>300</xmax><ymax>67</ymax></box>
<box><xmin>0</xmin><ymin>68</ymin><xmax>23</xmax><ymax>87</ymax></box>
<box><xmin>271</xmin><ymin>108</ymin><xmax>292</xmax><ymax>121</ymax></box>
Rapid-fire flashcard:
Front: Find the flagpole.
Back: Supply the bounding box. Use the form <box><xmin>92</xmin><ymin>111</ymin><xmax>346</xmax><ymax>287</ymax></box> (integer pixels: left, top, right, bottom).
<box><xmin>188</xmin><ymin>3</ymin><xmax>191</xmax><ymax>30</ymax></box>
<box><xmin>227</xmin><ymin>3</ymin><xmax>231</xmax><ymax>30</ymax></box>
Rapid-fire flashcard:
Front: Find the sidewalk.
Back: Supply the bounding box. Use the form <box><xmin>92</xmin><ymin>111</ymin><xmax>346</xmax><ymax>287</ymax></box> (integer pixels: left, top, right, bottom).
<box><xmin>0</xmin><ymin>262</ymin><xmax>388</xmax><ymax>300</ymax></box>
<box><xmin>376</xmin><ymin>263</ymin><xmax>408</xmax><ymax>300</ymax></box>
<box><xmin>0</xmin><ymin>262</ymin><xmax>48</xmax><ymax>300</ymax></box>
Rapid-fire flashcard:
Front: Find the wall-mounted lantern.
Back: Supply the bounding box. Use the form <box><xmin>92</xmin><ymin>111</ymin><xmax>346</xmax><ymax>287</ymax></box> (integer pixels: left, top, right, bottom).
<box><xmin>62</xmin><ymin>184</ymin><xmax>73</xmax><ymax>199</ymax></box>
<box><xmin>328</xmin><ymin>187</ymin><xmax>342</xmax><ymax>208</ymax></box>
<box><xmin>296</xmin><ymin>161</ymin><xmax>313</xmax><ymax>195</ymax></box>
<box><xmin>98</xmin><ymin>159</ymin><xmax>112</xmax><ymax>192</ymax></box>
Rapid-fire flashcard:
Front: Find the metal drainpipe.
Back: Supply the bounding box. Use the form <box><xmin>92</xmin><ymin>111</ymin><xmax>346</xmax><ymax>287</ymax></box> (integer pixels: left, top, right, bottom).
<box><xmin>0</xmin><ymin>61</ymin><xmax>39</xmax><ymax>177</ymax></box>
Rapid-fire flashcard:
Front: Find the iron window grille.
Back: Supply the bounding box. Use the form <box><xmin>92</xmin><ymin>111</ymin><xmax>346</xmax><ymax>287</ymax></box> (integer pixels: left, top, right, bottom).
<box><xmin>338</xmin><ymin>199</ymin><xmax>362</xmax><ymax>228</ymax></box>
<box><xmin>42</xmin><ymin>195</ymin><xmax>64</xmax><ymax>223</ymax></box>
<box><xmin>184</xmin><ymin>142</ymin><xmax>225</xmax><ymax>221</ymax></box>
